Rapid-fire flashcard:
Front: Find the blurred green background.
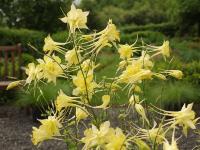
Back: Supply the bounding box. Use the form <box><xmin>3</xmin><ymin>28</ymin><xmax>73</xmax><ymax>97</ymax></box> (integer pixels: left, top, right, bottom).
<box><xmin>0</xmin><ymin>0</ymin><xmax>199</xmax><ymax>108</ymax></box>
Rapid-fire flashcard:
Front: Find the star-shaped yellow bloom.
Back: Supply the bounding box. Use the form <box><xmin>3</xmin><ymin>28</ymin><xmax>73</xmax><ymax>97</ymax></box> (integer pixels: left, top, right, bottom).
<box><xmin>60</xmin><ymin>4</ymin><xmax>89</xmax><ymax>33</ymax></box>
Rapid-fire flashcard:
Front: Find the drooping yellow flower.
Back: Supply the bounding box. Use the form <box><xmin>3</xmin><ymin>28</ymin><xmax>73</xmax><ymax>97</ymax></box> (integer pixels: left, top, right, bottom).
<box><xmin>76</xmin><ymin>107</ymin><xmax>89</xmax><ymax>122</ymax></box>
<box><xmin>151</xmin><ymin>40</ymin><xmax>170</xmax><ymax>59</ymax></box>
<box><xmin>135</xmin><ymin>103</ymin><xmax>149</xmax><ymax>124</ymax></box>
<box><xmin>7</xmin><ymin>80</ymin><xmax>21</xmax><ymax>90</ymax></box>
<box><xmin>159</xmin><ymin>40</ymin><xmax>170</xmax><ymax>58</ymax></box>
<box><xmin>25</xmin><ymin>63</ymin><xmax>43</xmax><ymax>84</ymax></box>
<box><xmin>37</xmin><ymin>55</ymin><xmax>63</xmax><ymax>84</ymax></box>
<box><xmin>105</xmin><ymin>127</ymin><xmax>127</xmax><ymax>150</ymax></box>
<box><xmin>65</xmin><ymin>48</ymin><xmax>81</xmax><ymax>65</ymax></box>
<box><xmin>31</xmin><ymin>116</ymin><xmax>62</xmax><ymax>145</ymax></box>
<box><xmin>129</xmin><ymin>95</ymin><xmax>140</xmax><ymax>105</ymax></box>
<box><xmin>60</xmin><ymin>4</ymin><xmax>89</xmax><ymax>33</ymax></box>
<box><xmin>165</xmin><ymin>70</ymin><xmax>183</xmax><ymax>79</ymax></box>
<box><xmin>153</xmin><ymin>73</ymin><xmax>167</xmax><ymax>80</ymax></box>
<box><xmin>158</xmin><ymin>103</ymin><xmax>198</xmax><ymax>136</ymax></box>
<box><xmin>118</xmin><ymin>44</ymin><xmax>133</xmax><ymax>59</ymax></box>
<box><xmin>55</xmin><ymin>90</ymin><xmax>80</xmax><ymax>111</ymax></box>
<box><xmin>95</xmin><ymin>95</ymin><xmax>110</xmax><ymax>109</ymax></box>
<box><xmin>43</xmin><ymin>35</ymin><xmax>65</xmax><ymax>53</ymax></box>
<box><xmin>129</xmin><ymin>95</ymin><xmax>149</xmax><ymax>124</ymax></box>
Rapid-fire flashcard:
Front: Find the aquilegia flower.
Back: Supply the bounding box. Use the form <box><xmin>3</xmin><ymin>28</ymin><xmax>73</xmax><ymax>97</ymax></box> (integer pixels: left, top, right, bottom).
<box><xmin>37</xmin><ymin>55</ymin><xmax>64</xmax><ymax>84</ymax></box>
<box><xmin>25</xmin><ymin>63</ymin><xmax>43</xmax><ymax>84</ymax></box>
<box><xmin>60</xmin><ymin>4</ymin><xmax>89</xmax><ymax>33</ymax></box>
<box><xmin>31</xmin><ymin>116</ymin><xmax>62</xmax><ymax>145</ymax></box>
<box><xmin>43</xmin><ymin>35</ymin><xmax>65</xmax><ymax>53</ymax></box>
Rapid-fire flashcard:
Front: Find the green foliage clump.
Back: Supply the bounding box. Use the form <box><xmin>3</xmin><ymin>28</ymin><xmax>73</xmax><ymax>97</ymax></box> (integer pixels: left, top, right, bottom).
<box><xmin>0</xmin><ymin>0</ymin><xmax>72</xmax><ymax>32</ymax></box>
<box><xmin>121</xmin><ymin>31</ymin><xmax>165</xmax><ymax>44</ymax></box>
<box><xmin>0</xmin><ymin>27</ymin><xmax>46</xmax><ymax>48</ymax></box>
<box><xmin>177</xmin><ymin>0</ymin><xmax>200</xmax><ymax>36</ymax></box>
<box><xmin>121</xmin><ymin>23</ymin><xmax>177</xmax><ymax>37</ymax></box>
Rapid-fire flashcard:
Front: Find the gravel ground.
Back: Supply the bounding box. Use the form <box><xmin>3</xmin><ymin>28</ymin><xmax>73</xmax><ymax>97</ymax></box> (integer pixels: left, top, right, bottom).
<box><xmin>0</xmin><ymin>105</ymin><xmax>199</xmax><ymax>150</ymax></box>
<box><xmin>0</xmin><ymin>106</ymin><xmax>67</xmax><ymax>150</ymax></box>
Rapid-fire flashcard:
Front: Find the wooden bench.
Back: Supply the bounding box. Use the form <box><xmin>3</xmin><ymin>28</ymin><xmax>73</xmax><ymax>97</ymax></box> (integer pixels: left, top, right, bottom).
<box><xmin>0</xmin><ymin>44</ymin><xmax>22</xmax><ymax>90</ymax></box>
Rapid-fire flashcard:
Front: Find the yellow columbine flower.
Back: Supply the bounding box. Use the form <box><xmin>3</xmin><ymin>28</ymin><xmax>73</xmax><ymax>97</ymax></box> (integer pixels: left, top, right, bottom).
<box><xmin>138</xmin><ymin>123</ymin><xmax>165</xmax><ymax>144</ymax></box>
<box><xmin>165</xmin><ymin>70</ymin><xmax>183</xmax><ymax>79</ymax></box>
<box><xmin>138</xmin><ymin>51</ymin><xmax>154</xmax><ymax>69</ymax></box>
<box><xmin>156</xmin><ymin>103</ymin><xmax>199</xmax><ymax>136</ymax></box>
<box><xmin>55</xmin><ymin>90</ymin><xmax>80</xmax><ymax>112</ymax></box>
<box><xmin>153</xmin><ymin>73</ymin><xmax>167</xmax><ymax>80</ymax></box>
<box><xmin>105</xmin><ymin>127</ymin><xmax>127</xmax><ymax>150</ymax></box>
<box><xmin>118</xmin><ymin>63</ymin><xmax>152</xmax><ymax>84</ymax></box>
<box><xmin>76</xmin><ymin>107</ymin><xmax>89</xmax><ymax>122</ymax></box>
<box><xmin>72</xmin><ymin>70</ymin><xmax>97</xmax><ymax>100</ymax></box>
<box><xmin>37</xmin><ymin>55</ymin><xmax>63</xmax><ymax>84</ymax></box>
<box><xmin>118</xmin><ymin>44</ymin><xmax>133</xmax><ymax>59</ymax></box>
<box><xmin>87</xmin><ymin>20</ymin><xmax>119</xmax><ymax>54</ymax></box>
<box><xmin>95</xmin><ymin>95</ymin><xmax>110</xmax><ymax>109</ymax></box>
<box><xmin>132</xmin><ymin>85</ymin><xmax>142</xmax><ymax>93</ymax></box>
<box><xmin>6</xmin><ymin>80</ymin><xmax>21</xmax><ymax>90</ymax></box>
<box><xmin>129</xmin><ymin>95</ymin><xmax>140</xmax><ymax>105</ymax></box>
<box><xmin>163</xmin><ymin>129</ymin><xmax>179</xmax><ymax>150</ymax></box>
<box><xmin>81</xmin><ymin>121</ymin><xmax>113</xmax><ymax>149</ymax></box>
<box><xmin>160</xmin><ymin>40</ymin><xmax>170</xmax><ymax>58</ymax></box>
<box><xmin>65</xmin><ymin>48</ymin><xmax>81</xmax><ymax>66</ymax></box>
<box><xmin>151</xmin><ymin>40</ymin><xmax>170</xmax><ymax>59</ymax></box>
<box><xmin>135</xmin><ymin>103</ymin><xmax>149</xmax><ymax>124</ymax></box>
<box><xmin>25</xmin><ymin>63</ymin><xmax>43</xmax><ymax>84</ymax></box>
<box><xmin>31</xmin><ymin>116</ymin><xmax>62</xmax><ymax>145</ymax></box>
<box><xmin>81</xmin><ymin>59</ymin><xmax>96</xmax><ymax>72</ymax></box>
<box><xmin>60</xmin><ymin>4</ymin><xmax>89</xmax><ymax>33</ymax></box>
<box><xmin>82</xmin><ymin>121</ymin><xmax>127</xmax><ymax>150</ymax></box>
<box><xmin>158</xmin><ymin>103</ymin><xmax>198</xmax><ymax>136</ymax></box>
<box><xmin>118</xmin><ymin>60</ymin><xmax>127</xmax><ymax>71</ymax></box>
<box><xmin>103</xmin><ymin>19</ymin><xmax>120</xmax><ymax>43</ymax></box>
<box><xmin>43</xmin><ymin>35</ymin><xmax>65</xmax><ymax>53</ymax></box>
<box><xmin>129</xmin><ymin>95</ymin><xmax>149</xmax><ymax>124</ymax></box>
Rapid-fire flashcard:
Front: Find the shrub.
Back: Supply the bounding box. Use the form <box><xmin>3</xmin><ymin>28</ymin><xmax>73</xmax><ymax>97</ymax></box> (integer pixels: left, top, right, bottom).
<box><xmin>121</xmin><ymin>22</ymin><xmax>177</xmax><ymax>36</ymax></box>
<box><xmin>0</xmin><ymin>27</ymin><xmax>46</xmax><ymax>48</ymax></box>
<box><xmin>121</xmin><ymin>31</ymin><xmax>166</xmax><ymax>44</ymax></box>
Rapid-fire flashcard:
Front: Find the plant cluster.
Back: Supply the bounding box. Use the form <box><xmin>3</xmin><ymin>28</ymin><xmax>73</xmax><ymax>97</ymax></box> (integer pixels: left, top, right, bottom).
<box><xmin>7</xmin><ymin>4</ymin><xmax>199</xmax><ymax>150</ymax></box>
